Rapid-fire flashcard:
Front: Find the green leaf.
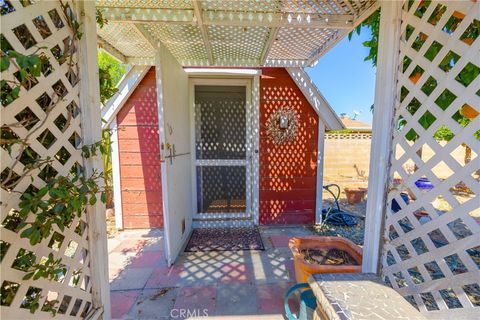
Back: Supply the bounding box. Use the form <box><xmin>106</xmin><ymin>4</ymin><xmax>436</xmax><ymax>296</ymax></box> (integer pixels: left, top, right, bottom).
<box><xmin>20</xmin><ymin>226</ymin><xmax>34</xmax><ymax>238</ymax></box>
<box><xmin>30</xmin><ymin>229</ymin><xmax>41</xmax><ymax>245</ymax></box>
<box><xmin>53</xmin><ymin>203</ymin><xmax>65</xmax><ymax>214</ymax></box>
<box><xmin>11</xmin><ymin>86</ymin><xmax>21</xmax><ymax>98</ymax></box>
<box><xmin>89</xmin><ymin>196</ymin><xmax>97</xmax><ymax>206</ymax></box>
<box><xmin>19</xmin><ymin>206</ymin><xmax>30</xmax><ymax>217</ymax></box>
<box><xmin>18</xmin><ymin>69</ymin><xmax>27</xmax><ymax>81</ymax></box>
<box><xmin>33</xmin><ymin>271</ymin><xmax>42</xmax><ymax>280</ymax></box>
<box><xmin>37</xmin><ymin>187</ymin><xmax>48</xmax><ymax>198</ymax></box>
<box><xmin>15</xmin><ymin>53</ymin><xmax>29</xmax><ymax>68</ymax></box>
<box><xmin>23</xmin><ymin>272</ymin><xmax>34</xmax><ymax>280</ymax></box>
<box><xmin>72</xmin><ymin>197</ymin><xmax>81</xmax><ymax>210</ymax></box>
<box><xmin>0</xmin><ymin>56</ymin><xmax>10</xmax><ymax>72</ymax></box>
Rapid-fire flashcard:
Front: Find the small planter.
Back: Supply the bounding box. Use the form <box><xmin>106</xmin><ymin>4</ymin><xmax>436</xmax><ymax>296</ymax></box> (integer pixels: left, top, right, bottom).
<box><xmin>289</xmin><ymin>236</ymin><xmax>362</xmax><ymax>283</ymax></box>
<box><xmin>462</xmin><ymin>38</ymin><xmax>475</xmax><ymax>45</ymax></box>
<box><xmin>344</xmin><ymin>187</ymin><xmax>367</xmax><ymax>205</ymax></box>
<box><xmin>461</xmin><ymin>104</ymin><xmax>479</xmax><ymax>119</ymax></box>
<box><xmin>409</xmin><ymin>72</ymin><xmax>422</xmax><ymax>84</ymax></box>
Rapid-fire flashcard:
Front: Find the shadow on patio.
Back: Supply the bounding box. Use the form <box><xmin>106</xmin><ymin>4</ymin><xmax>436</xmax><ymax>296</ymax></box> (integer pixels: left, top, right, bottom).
<box><xmin>107</xmin><ymin>227</ymin><xmax>316</xmax><ymax>319</ymax></box>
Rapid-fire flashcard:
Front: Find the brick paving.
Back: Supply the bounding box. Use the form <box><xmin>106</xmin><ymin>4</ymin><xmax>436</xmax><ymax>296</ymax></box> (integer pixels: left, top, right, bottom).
<box><xmin>108</xmin><ymin>226</ymin><xmax>315</xmax><ymax>319</ymax></box>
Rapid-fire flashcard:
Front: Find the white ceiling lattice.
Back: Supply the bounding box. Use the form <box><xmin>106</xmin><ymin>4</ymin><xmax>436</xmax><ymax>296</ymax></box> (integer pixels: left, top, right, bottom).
<box><xmin>95</xmin><ymin>0</ymin><xmax>378</xmax><ymax>66</ymax></box>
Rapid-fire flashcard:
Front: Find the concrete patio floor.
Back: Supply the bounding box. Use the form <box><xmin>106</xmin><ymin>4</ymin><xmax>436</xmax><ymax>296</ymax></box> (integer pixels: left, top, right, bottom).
<box><xmin>107</xmin><ymin>226</ymin><xmax>316</xmax><ymax>319</ymax></box>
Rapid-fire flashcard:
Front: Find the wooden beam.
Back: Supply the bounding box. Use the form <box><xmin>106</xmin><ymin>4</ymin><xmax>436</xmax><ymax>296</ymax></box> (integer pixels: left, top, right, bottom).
<box><xmin>134</xmin><ymin>23</ymin><xmax>158</xmax><ymax>49</ymax></box>
<box><xmin>98</xmin><ymin>7</ymin><xmax>195</xmax><ymax>24</ymax></box>
<box><xmin>202</xmin><ymin>13</ymin><xmax>354</xmax><ymax>29</ymax></box>
<box><xmin>192</xmin><ymin>0</ymin><xmax>214</xmax><ymax>65</ymax></box>
<box><xmin>260</xmin><ymin>27</ymin><xmax>278</xmax><ymax>65</ymax></box>
<box><xmin>97</xmin><ymin>36</ymin><xmax>127</xmax><ymax>63</ymax></box>
<box><xmin>97</xmin><ymin>6</ymin><xmax>355</xmax><ymax>29</ymax></box>
<box><xmin>362</xmin><ymin>0</ymin><xmax>403</xmax><ymax>274</ymax></box>
<box><xmin>76</xmin><ymin>1</ymin><xmax>110</xmax><ymax>318</ymax></box>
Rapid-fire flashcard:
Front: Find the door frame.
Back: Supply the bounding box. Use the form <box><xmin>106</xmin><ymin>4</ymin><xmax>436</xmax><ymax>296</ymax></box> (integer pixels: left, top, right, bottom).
<box><xmin>188</xmin><ymin>77</ymin><xmax>259</xmax><ymax>225</ymax></box>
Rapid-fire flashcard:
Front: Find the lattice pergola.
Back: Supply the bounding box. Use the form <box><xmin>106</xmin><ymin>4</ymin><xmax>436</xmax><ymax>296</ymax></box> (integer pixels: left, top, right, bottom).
<box><xmin>1</xmin><ymin>1</ymin><xmax>479</xmax><ymax>319</ymax></box>
<box><xmin>95</xmin><ymin>0</ymin><xmax>378</xmax><ymax>66</ymax></box>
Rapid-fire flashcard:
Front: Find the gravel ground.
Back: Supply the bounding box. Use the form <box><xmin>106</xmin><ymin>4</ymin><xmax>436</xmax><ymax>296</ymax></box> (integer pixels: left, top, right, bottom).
<box><xmin>315</xmin><ymin>195</ymin><xmax>367</xmax><ymax>246</ymax></box>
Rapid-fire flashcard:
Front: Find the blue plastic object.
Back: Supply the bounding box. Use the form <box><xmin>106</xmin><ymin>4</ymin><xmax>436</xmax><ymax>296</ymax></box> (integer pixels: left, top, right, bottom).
<box><xmin>415</xmin><ymin>177</ymin><xmax>434</xmax><ymax>190</ymax></box>
<box><xmin>284</xmin><ymin>283</ymin><xmax>317</xmax><ymax>320</ymax></box>
<box><xmin>391</xmin><ymin>192</ymin><xmax>410</xmax><ymax>213</ymax></box>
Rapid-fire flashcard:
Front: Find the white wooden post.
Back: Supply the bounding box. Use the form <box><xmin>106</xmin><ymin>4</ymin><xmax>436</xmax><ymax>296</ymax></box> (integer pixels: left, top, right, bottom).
<box><xmin>110</xmin><ymin>119</ymin><xmax>124</xmax><ymax>230</ymax></box>
<box><xmin>315</xmin><ymin>119</ymin><xmax>326</xmax><ymax>224</ymax></box>
<box><xmin>252</xmin><ymin>75</ymin><xmax>260</xmax><ymax>225</ymax></box>
<box><xmin>362</xmin><ymin>0</ymin><xmax>402</xmax><ymax>274</ymax></box>
<box><xmin>77</xmin><ymin>1</ymin><xmax>111</xmax><ymax>318</ymax></box>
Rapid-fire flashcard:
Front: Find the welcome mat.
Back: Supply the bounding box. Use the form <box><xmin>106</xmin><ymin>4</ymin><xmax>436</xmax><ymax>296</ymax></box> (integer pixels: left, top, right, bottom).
<box><xmin>184</xmin><ymin>227</ymin><xmax>265</xmax><ymax>252</ymax></box>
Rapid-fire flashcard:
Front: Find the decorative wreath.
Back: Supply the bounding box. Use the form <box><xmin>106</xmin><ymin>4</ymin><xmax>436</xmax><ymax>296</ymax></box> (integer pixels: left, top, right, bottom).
<box><xmin>266</xmin><ymin>107</ymin><xmax>299</xmax><ymax>144</ymax></box>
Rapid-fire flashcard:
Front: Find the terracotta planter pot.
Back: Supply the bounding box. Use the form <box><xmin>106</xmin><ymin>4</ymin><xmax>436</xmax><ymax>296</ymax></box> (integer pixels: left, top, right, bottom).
<box><xmin>409</xmin><ymin>72</ymin><xmax>422</xmax><ymax>84</ymax></box>
<box><xmin>414</xmin><ymin>210</ymin><xmax>429</xmax><ymax>219</ymax></box>
<box><xmin>461</xmin><ymin>104</ymin><xmax>479</xmax><ymax>119</ymax></box>
<box><xmin>344</xmin><ymin>187</ymin><xmax>367</xmax><ymax>205</ymax></box>
<box><xmin>289</xmin><ymin>236</ymin><xmax>362</xmax><ymax>283</ymax></box>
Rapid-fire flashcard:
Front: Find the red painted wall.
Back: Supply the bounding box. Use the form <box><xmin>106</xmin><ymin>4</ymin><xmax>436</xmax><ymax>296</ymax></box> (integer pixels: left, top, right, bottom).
<box><xmin>259</xmin><ymin>68</ymin><xmax>318</xmax><ymax>225</ymax></box>
<box><xmin>116</xmin><ymin>68</ymin><xmax>164</xmax><ymax>228</ymax></box>
<box><xmin>116</xmin><ymin>67</ymin><xmax>317</xmax><ymax>228</ymax></box>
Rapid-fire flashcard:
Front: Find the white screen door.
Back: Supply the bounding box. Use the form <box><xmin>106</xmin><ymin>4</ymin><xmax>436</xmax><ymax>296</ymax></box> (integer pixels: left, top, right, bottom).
<box><xmin>193</xmin><ymin>82</ymin><xmax>252</xmax><ymax>224</ymax></box>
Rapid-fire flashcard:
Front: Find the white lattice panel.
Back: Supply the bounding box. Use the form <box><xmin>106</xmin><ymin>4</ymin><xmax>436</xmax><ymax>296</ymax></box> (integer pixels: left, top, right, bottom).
<box><xmin>144</xmin><ymin>23</ymin><xmax>208</xmax><ymax>65</ymax></box>
<box><xmin>97</xmin><ymin>22</ymin><xmax>154</xmax><ymax>58</ymax></box>
<box><xmin>268</xmin><ymin>27</ymin><xmax>337</xmax><ymax>60</ymax></box>
<box><xmin>382</xmin><ymin>0</ymin><xmax>480</xmax><ymax>317</ymax></box>
<box><xmin>1</xmin><ymin>1</ymin><xmax>94</xmax><ymax>318</ymax></box>
<box><xmin>208</xmin><ymin>25</ymin><xmax>270</xmax><ymax>65</ymax></box>
<box><xmin>94</xmin><ymin>0</ymin><xmax>378</xmax><ymax>67</ymax></box>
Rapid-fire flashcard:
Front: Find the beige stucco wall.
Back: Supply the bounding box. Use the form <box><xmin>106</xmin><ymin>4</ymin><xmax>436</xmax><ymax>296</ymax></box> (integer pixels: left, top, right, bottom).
<box><xmin>323</xmin><ymin>133</ymin><xmax>469</xmax><ymax>189</ymax></box>
<box><xmin>323</xmin><ymin>133</ymin><xmax>371</xmax><ymax>188</ymax></box>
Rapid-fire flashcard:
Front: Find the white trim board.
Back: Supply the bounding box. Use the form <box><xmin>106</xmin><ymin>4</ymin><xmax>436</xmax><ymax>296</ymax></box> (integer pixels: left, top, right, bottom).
<box><xmin>101</xmin><ymin>65</ymin><xmax>149</xmax><ymax>128</ymax></box>
<box><xmin>109</xmin><ymin>119</ymin><xmax>123</xmax><ymax>230</ymax></box>
<box><xmin>185</xmin><ymin>68</ymin><xmax>261</xmax><ymax>76</ymax></box>
<box><xmin>315</xmin><ymin>119</ymin><xmax>326</xmax><ymax>224</ymax></box>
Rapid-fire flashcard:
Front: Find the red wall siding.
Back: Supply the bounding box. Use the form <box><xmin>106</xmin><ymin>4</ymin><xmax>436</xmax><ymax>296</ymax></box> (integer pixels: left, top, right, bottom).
<box><xmin>116</xmin><ymin>68</ymin><xmax>164</xmax><ymax>229</ymax></box>
<box><xmin>259</xmin><ymin>68</ymin><xmax>318</xmax><ymax>225</ymax></box>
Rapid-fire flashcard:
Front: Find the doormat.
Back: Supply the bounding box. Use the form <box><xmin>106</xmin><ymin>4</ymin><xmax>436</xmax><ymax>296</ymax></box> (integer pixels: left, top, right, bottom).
<box><xmin>184</xmin><ymin>227</ymin><xmax>265</xmax><ymax>252</ymax></box>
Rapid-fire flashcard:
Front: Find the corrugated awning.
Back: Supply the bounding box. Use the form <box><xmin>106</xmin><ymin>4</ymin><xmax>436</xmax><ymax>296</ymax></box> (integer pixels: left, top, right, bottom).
<box><xmin>96</xmin><ymin>0</ymin><xmax>378</xmax><ymax>67</ymax></box>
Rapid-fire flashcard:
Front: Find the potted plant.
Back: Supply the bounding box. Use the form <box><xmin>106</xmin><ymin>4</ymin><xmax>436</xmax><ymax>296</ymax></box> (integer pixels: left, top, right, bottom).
<box><xmin>344</xmin><ymin>187</ymin><xmax>367</xmax><ymax>204</ymax></box>
<box><xmin>289</xmin><ymin>236</ymin><xmax>362</xmax><ymax>283</ymax></box>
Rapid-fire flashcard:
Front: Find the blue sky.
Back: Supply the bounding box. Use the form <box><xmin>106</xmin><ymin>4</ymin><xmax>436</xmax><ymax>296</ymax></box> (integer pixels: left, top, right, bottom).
<box><xmin>305</xmin><ymin>26</ymin><xmax>376</xmax><ymax>124</ymax></box>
